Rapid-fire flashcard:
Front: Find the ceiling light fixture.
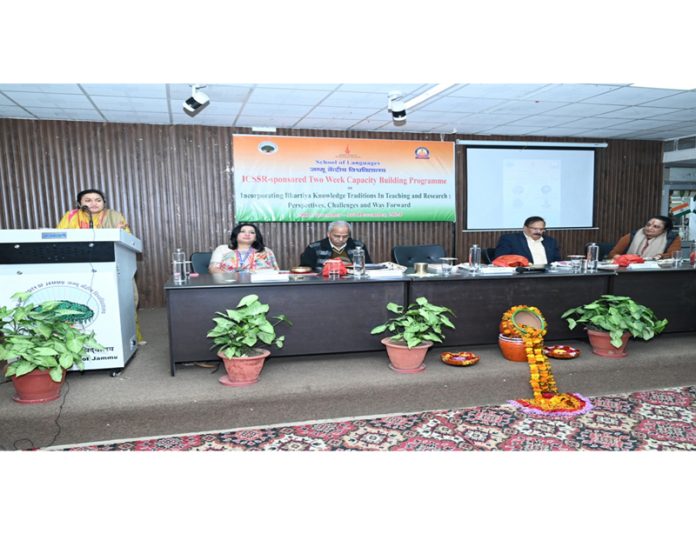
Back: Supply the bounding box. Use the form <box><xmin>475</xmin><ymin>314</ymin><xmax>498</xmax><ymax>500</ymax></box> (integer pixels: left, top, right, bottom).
<box><xmin>183</xmin><ymin>84</ymin><xmax>210</xmax><ymax>116</ymax></box>
<box><xmin>402</xmin><ymin>83</ymin><xmax>456</xmax><ymax>108</ymax></box>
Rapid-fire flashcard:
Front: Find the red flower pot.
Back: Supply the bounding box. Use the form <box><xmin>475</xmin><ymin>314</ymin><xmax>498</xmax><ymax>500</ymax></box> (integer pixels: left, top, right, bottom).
<box><xmin>11</xmin><ymin>369</ymin><xmax>66</xmax><ymax>404</ymax></box>
<box><xmin>218</xmin><ymin>349</ymin><xmax>270</xmax><ymax>386</ymax></box>
<box><xmin>586</xmin><ymin>329</ymin><xmax>630</xmax><ymax>358</ymax></box>
<box><xmin>381</xmin><ymin>337</ymin><xmax>433</xmax><ymax>373</ymax></box>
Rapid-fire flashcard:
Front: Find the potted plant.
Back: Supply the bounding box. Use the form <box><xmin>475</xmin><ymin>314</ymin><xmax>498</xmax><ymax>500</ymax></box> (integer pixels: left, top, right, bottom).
<box><xmin>0</xmin><ymin>291</ymin><xmax>104</xmax><ymax>403</ymax></box>
<box><xmin>371</xmin><ymin>296</ymin><xmax>455</xmax><ymax>373</ymax></box>
<box><xmin>206</xmin><ymin>294</ymin><xmax>291</xmax><ymax>386</ymax></box>
<box><xmin>561</xmin><ymin>294</ymin><xmax>668</xmax><ymax>358</ymax></box>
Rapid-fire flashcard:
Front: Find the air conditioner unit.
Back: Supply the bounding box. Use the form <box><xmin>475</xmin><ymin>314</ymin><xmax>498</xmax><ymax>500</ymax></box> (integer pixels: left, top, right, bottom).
<box><xmin>663</xmin><ymin>135</ymin><xmax>696</xmax><ymax>166</ymax></box>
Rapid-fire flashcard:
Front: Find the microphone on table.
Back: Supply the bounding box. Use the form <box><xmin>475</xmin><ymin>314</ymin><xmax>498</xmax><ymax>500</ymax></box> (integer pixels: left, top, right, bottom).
<box><xmin>80</xmin><ymin>205</ymin><xmax>94</xmax><ymax>228</ymax></box>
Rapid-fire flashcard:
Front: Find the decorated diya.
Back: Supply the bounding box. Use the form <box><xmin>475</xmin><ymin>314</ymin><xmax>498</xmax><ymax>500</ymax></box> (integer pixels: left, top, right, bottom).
<box><xmin>441</xmin><ymin>351</ymin><xmax>480</xmax><ymax>367</ymax></box>
<box><xmin>543</xmin><ymin>345</ymin><xmax>580</xmax><ymax>359</ymax></box>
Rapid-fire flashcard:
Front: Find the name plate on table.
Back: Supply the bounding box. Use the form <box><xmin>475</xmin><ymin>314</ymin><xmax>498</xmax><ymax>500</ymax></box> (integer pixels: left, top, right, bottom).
<box><xmin>626</xmin><ymin>261</ymin><xmax>660</xmax><ymax>270</ymax></box>
<box><xmin>367</xmin><ymin>270</ymin><xmax>405</xmax><ymax>279</ymax></box>
<box><xmin>250</xmin><ymin>271</ymin><xmax>290</xmax><ymax>282</ymax></box>
<box><xmin>479</xmin><ymin>266</ymin><xmax>516</xmax><ymax>275</ymax></box>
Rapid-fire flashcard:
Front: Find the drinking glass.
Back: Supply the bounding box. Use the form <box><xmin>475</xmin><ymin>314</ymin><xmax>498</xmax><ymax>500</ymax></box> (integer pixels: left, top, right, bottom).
<box><xmin>568</xmin><ymin>255</ymin><xmax>585</xmax><ymax>273</ymax></box>
<box><xmin>329</xmin><ymin>265</ymin><xmax>340</xmax><ymax>279</ymax></box>
<box><xmin>671</xmin><ymin>250</ymin><xmax>683</xmax><ymax>267</ymax></box>
<box><xmin>440</xmin><ymin>257</ymin><xmax>456</xmax><ymax>276</ymax></box>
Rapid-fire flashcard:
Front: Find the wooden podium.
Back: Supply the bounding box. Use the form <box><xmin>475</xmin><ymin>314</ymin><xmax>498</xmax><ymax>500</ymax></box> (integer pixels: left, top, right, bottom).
<box><xmin>0</xmin><ymin>229</ymin><xmax>143</xmax><ymax>373</ymax></box>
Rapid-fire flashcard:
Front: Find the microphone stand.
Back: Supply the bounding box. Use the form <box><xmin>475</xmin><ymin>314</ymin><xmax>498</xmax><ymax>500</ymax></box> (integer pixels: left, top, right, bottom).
<box><xmin>81</xmin><ymin>205</ymin><xmax>94</xmax><ymax>228</ymax></box>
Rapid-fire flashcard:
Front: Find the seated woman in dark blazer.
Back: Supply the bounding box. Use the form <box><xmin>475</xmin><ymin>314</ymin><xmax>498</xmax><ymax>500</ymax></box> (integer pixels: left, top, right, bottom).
<box><xmin>493</xmin><ymin>216</ymin><xmax>561</xmax><ymax>264</ymax></box>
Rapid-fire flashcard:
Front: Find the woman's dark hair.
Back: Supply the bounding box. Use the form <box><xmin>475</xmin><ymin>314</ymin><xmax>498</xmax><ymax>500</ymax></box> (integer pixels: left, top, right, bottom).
<box><xmin>76</xmin><ymin>188</ymin><xmax>107</xmax><ymax>205</ymax></box>
<box><xmin>229</xmin><ymin>223</ymin><xmax>266</xmax><ymax>252</ymax></box>
<box><xmin>648</xmin><ymin>215</ymin><xmax>673</xmax><ymax>233</ymax></box>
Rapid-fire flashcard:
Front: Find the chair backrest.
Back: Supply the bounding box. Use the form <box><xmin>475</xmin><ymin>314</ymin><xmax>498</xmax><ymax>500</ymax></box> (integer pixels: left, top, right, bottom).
<box><xmin>190</xmin><ymin>251</ymin><xmax>212</xmax><ymax>274</ymax></box>
<box><xmin>391</xmin><ymin>244</ymin><xmax>446</xmax><ymax>267</ymax></box>
<box><xmin>584</xmin><ymin>242</ymin><xmax>613</xmax><ymax>261</ymax></box>
<box><xmin>597</xmin><ymin>242</ymin><xmax>613</xmax><ymax>260</ymax></box>
<box><xmin>484</xmin><ymin>247</ymin><xmax>497</xmax><ymax>264</ymax></box>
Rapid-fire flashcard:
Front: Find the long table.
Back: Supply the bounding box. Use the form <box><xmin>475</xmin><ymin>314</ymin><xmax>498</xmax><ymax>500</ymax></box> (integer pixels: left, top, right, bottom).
<box><xmin>165</xmin><ymin>266</ymin><xmax>696</xmax><ymax>375</ymax></box>
<box><xmin>165</xmin><ymin>273</ymin><xmax>408</xmax><ymax>375</ymax></box>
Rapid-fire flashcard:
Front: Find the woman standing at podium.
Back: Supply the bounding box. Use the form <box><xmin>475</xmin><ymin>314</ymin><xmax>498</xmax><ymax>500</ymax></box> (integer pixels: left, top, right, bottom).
<box><xmin>56</xmin><ymin>188</ymin><xmax>143</xmax><ymax>342</ymax></box>
<box><xmin>57</xmin><ymin>189</ymin><xmax>130</xmax><ymax>232</ymax></box>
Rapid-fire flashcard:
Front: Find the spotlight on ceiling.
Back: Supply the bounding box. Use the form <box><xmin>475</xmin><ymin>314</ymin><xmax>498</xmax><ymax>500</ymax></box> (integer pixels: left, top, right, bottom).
<box><xmin>183</xmin><ymin>84</ymin><xmax>210</xmax><ymax>115</ymax></box>
<box><xmin>387</xmin><ymin>91</ymin><xmax>406</xmax><ymax>126</ymax></box>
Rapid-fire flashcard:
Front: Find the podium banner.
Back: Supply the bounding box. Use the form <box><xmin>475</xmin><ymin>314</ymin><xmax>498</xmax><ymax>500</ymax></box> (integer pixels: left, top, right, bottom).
<box><xmin>233</xmin><ymin>135</ymin><xmax>456</xmax><ymax>222</ymax></box>
<box><xmin>0</xmin><ymin>230</ymin><xmax>142</xmax><ymax>372</ymax></box>
<box><xmin>0</xmin><ymin>268</ymin><xmax>125</xmax><ymax>371</ymax></box>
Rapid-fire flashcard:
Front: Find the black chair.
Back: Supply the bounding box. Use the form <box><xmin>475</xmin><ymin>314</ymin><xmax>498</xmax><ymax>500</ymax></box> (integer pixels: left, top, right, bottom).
<box><xmin>484</xmin><ymin>247</ymin><xmax>497</xmax><ymax>264</ymax></box>
<box><xmin>391</xmin><ymin>244</ymin><xmax>446</xmax><ymax>267</ymax></box>
<box><xmin>191</xmin><ymin>251</ymin><xmax>212</xmax><ymax>274</ymax></box>
<box><xmin>597</xmin><ymin>242</ymin><xmax>613</xmax><ymax>260</ymax></box>
<box><xmin>585</xmin><ymin>242</ymin><xmax>613</xmax><ymax>261</ymax></box>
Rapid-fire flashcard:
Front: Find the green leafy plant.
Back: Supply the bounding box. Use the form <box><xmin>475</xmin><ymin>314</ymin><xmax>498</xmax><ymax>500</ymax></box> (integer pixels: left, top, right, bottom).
<box><xmin>371</xmin><ymin>296</ymin><xmax>455</xmax><ymax>348</ymax></box>
<box><xmin>562</xmin><ymin>294</ymin><xmax>668</xmax><ymax>348</ymax></box>
<box><xmin>207</xmin><ymin>294</ymin><xmax>291</xmax><ymax>359</ymax></box>
<box><xmin>0</xmin><ymin>292</ymin><xmax>104</xmax><ymax>382</ymax></box>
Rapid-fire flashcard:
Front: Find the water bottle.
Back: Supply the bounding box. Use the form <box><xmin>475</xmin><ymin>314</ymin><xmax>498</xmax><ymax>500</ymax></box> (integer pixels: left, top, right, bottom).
<box><xmin>469</xmin><ymin>244</ymin><xmax>481</xmax><ymax>274</ymax></box>
<box><xmin>586</xmin><ymin>242</ymin><xmax>599</xmax><ymax>272</ymax></box>
<box><xmin>172</xmin><ymin>248</ymin><xmax>186</xmax><ymax>284</ymax></box>
<box><xmin>352</xmin><ymin>246</ymin><xmax>365</xmax><ymax>278</ymax></box>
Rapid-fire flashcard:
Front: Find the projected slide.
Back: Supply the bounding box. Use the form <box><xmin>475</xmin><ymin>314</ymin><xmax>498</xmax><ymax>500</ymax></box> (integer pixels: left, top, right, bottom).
<box><xmin>467</xmin><ymin>147</ymin><xmax>595</xmax><ymax>229</ymax></box>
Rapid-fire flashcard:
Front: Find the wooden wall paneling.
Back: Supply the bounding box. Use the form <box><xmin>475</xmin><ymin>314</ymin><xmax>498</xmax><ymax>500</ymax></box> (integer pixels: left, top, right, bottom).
<box><xmin>0</xmin><ymin>119</ymin><xmax>664</xmax><ymax>307</ymax></box>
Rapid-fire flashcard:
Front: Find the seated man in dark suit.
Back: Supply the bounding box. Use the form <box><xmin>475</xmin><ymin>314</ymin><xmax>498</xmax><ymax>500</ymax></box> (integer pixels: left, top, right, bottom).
<box><xmin>494</xmin><ymin>216</ymin><xmax>561</xmax><ymax>265</ymax></box>
<box><xmin>300</xmin><ymin>220</ymin><xmax>372</xmax><ymax>272</ymax></box>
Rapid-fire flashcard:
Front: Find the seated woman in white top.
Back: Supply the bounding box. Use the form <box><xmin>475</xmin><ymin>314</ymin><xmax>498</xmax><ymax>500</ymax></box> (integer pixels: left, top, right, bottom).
<box><xmin>209</xmin><ymin>223</ymin><xmax>279</xmax><ymax>273</ymax></box>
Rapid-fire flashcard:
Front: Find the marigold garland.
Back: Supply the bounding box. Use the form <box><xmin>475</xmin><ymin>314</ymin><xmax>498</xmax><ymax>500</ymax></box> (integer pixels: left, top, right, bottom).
<box><xmin>499</xmin><ymin>305</ymin><xmax>545</xmax><ymax>339</ymax></box>
<box><xmin>502</xmin><ymin>305</ymin><xmax>592</xmax><ymax>417</ymax></box>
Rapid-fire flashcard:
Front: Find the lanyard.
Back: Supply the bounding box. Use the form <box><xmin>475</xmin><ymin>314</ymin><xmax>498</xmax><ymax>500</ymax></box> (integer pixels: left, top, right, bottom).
<box><xmin>236</xmin><ymin>248</ymin><xmax>253</xmax><ymax>268</ymax></box>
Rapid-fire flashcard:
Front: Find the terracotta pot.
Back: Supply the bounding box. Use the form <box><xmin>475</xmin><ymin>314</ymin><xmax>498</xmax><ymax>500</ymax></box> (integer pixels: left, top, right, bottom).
<box><xmin>586</xmin><ymin>329</ymin><xmax>630</xmax><ymax>358</ymax></box>
<box><xmin>11</xmin><ymin>369</ymin><xmax>65</xmax><ymax>404</ymax></box>
<box><xmin>218</xmin><ymin>349</ymin><xmax>271</xmax><ymax>386</ymax></box>
<box><xmin>381</xmin><ymin>337</ymin><xmax>433</xmax><ymax>374</ymax></box>
<box><xmin>498</xmin><ymin>334</ymin><xmax>528</xmax><ymax>363</ymax></box>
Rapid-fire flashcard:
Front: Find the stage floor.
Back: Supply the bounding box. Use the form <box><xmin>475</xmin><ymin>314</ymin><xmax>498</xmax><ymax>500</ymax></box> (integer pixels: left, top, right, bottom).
<box><xmin>2</xmin><ymin>307</ymin><xmax>696</xmax><ymax>449</ymax></box>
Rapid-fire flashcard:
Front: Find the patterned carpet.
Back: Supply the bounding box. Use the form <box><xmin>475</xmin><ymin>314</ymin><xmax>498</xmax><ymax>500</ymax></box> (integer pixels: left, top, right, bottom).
<box><xmin>49</xmin><ymin>385</ymin><xmax>696</xmax><ymax>451</ymax></box>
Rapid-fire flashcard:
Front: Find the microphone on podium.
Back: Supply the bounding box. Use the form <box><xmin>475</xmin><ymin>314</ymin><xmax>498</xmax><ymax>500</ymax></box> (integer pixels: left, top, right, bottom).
<box><xmin>80</xmin><ymin>205</ymin><xmax>94</xmax><ymax>228</ymax></box>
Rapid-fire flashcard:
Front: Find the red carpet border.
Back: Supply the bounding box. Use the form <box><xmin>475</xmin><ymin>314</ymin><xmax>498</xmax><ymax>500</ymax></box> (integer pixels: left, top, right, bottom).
<box><xmin>48</xmin><ymin>385</ymin><xmax>696</xmax><ymax>451</ymax></box>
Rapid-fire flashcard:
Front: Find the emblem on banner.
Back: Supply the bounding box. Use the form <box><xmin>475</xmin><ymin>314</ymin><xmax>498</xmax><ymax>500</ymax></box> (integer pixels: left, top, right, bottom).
<box><xmin>257</xmin><ymin>141</ymin><xmax>278</xmax><ymax>154</ymax></box>
<box><xmin>414</xmin><ymin>147</ymin><xmax>430</xmax><ymax>159</ymax></box>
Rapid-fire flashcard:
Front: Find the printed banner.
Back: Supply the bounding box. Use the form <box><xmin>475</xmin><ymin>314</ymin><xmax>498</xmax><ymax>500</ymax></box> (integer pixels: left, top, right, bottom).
<box><xmin>232</xmin><ymin>135</ymin><xmax>455</xmax><ymax>222</ymax></box>
<box><xmin>0</xmin><ymin>269</ymin><xmax>126</xmax><ymax>371</ymax></box>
